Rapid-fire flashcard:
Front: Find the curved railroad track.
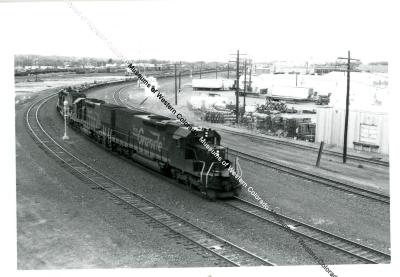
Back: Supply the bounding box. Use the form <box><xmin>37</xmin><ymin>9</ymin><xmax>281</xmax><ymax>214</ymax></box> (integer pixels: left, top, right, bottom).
<box><xmin>113</xmin><ymin>82</ymin><xmax>180</xmax><ymax>113</ymax></box>
<box><xmin>113</xmin><ymin>87</ymin><xmax>389</xmax><ymax>205</ymax></box>
<box><xmin>112</xmin><ymin>84</ymin><xmax>390</xmax><ymax>205</ymax></box>
<box><xmin>225</xmin><ymin>197</ymin><xmax>390</xmax><ymax>264</ymax></box>
<box><xmin>110</xmin><ymin>84</ymin><xmax>390</xmax><ymax>264</ymax></box>
<box><xmin>25</xmin><ymin>93</ymin><xmax>275</xmax><ymax>267</ymax></box>
<box><xmin>219</xmin><ymin>128</ymin><xmax>389</xmax><ymax>167</ymax></box>
<box><xmin>112</xmin><ymin>85</ymin><xmax>149</xmax><ymax>112</ymax></box>
<box><xmin>227</xmin><ymin>148</ymin><xmax>390</xmax><ymax>204</ymax></box>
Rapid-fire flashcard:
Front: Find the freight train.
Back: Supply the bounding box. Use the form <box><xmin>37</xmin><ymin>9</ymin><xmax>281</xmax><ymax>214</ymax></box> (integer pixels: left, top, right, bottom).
<box><xmin>56</xmin><ymin>87</ymin><xmax>241</xmax><ymax>199</ymax></box>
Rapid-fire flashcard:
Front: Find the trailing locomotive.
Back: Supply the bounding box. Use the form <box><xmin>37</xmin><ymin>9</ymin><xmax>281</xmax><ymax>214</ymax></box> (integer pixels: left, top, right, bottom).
<box><xmin>57</xmin><ymin>88</ymin><xmax>241</xmax><ymax>199</ymax></box>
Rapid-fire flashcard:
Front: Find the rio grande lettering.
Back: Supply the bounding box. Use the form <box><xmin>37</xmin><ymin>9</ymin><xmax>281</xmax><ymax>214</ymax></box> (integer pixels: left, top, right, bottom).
<box><xmin>136</xmin><ymin>128</ymin><xmax>162</xmax><ymax>152</ymax></box>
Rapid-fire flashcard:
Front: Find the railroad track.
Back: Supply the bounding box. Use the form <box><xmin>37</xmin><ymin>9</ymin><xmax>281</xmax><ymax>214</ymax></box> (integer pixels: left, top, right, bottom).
<box><xmin>227</xmin><ymin>148</ymin><xmax>390</xmax><ymax>204</ymax></box>
<box><xmin>112</xmin><ymin>81</ymin><xmax>182</xmax><ymax>113</ymax></box>
<box><xmin>112</xmin><ymin>85</ymin><xmax>390</xmax><ymax>205</ymax></box>
<box><xmin>226</xmin><ymin>197</ymin><xmax>390</xmax><ymax>264</ymax></box>
<box><xmin>25</xmin><ymin>94</ymin><xmax>275</xmax><ymax>267</ymax></box>
<box><xmin>112</xmin><ymin>85</ymin><xmax>149</xmax><ymax>112</ymax></box>
<box><xmin>40</xmin><ymin>85</ymin><xmax>390</xmax><ymax>266</ymax></box>
<box><xmin>220</xmin><ymin>128</ymin><xmax>389</xmax><ymax>167</ymax></box>
<box><xmin>111</xmin><ymin>84</ymin><xmax>390</xmax><ymax>262</ymax></box>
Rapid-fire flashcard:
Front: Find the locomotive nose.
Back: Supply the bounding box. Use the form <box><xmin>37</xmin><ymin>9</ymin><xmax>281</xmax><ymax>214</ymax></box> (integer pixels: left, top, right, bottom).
<box><xmin>220</xmin><ymin>167</ymin><xmax>230</xmax><ymax>177</ymax></box>
<box><xmin>222</xmin><ymin>179</ymin><xmax>234</xmax><ymax>191</ymax></box>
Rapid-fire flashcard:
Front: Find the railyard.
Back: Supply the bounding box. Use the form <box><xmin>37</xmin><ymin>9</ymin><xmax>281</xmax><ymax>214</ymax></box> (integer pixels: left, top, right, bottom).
<box><xmin>16</xmin><ymin>69</ymin><xmax>390</xmax><ymax>270</ymax></box>
<box><xmin>0</xmin><ymin>0</ymin><xmax>395</xmax><ymax>276</ymax></box>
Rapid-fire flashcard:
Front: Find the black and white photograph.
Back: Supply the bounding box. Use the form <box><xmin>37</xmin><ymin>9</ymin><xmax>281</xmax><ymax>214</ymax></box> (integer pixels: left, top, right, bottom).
<box><xmin>0</xmin><ymin>0</ymin><xmax>399</xmax><ymax>276</ymax></box>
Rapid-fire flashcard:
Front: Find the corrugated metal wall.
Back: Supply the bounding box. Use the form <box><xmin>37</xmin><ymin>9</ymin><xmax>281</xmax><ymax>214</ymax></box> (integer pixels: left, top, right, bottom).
<box><xmin>316</xmin><ymin>107</ymin><xmax>389</xmax><ymax>154</ymax></box>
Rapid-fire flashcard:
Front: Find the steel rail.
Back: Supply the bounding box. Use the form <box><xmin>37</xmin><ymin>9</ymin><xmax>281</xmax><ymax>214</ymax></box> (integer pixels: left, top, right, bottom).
<box><xmin>219</xmin><ymin>129</ymin><xmax>389</xmax><ymax>167</ymax></box>
<box><xmin>25</xmin><ymin>94</ymin><xmax>275</xmax><ymax>267</ymax></box>
<box><xmin>227</xmin><ymin>148</ymin><xmax>389</xmax><ymax>204</ymax></box>
<box><xmin>112</xmin><ymin>86</ymin><xmax>389</xmax><ymax>204</ymax></box>
<box><xmin>225</xmin><ymin>197</ymin><xmax>390</xmax><ymax>264</ymax></box>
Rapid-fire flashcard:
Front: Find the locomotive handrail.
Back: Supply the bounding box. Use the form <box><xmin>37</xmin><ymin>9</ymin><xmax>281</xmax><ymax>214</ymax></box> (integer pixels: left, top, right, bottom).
<box><xmin>205</xmin><ymin>161</ymin><xmax>228</xmax><ymax>186</ymax></box>
<box><xmin>206</xmin><ymin>161</ymin><xmax>226</xmax><ymax>185</ymax></box>
<box><xmin>198</xmin><ymin>161</ymin><xmax>206</xmax><ymax>185</ymax></box>
<box><xmin>205</xmin><ymin>162</ymin><xmax>215</xmax><ymax>187</ymax></box>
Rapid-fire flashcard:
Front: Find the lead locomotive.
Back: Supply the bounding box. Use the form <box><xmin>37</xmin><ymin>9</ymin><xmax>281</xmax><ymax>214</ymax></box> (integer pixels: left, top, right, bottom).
<box><xmin>57</xmin><ymin>88</ymin><xmax>241</xmax><ymax>199</ymax></box>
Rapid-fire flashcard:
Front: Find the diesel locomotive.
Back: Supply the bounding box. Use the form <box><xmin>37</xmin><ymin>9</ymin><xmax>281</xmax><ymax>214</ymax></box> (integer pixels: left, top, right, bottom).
<box><xmin>57</xmin><ymin>88</ymin><xmax>241</xmax><ymax>199</ymax></box>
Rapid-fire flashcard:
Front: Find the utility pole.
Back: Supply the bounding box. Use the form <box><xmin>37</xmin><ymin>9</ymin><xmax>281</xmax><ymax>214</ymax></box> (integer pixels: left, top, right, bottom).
<box><xmin>243</xmin><ymin>59</ymin><xmax>247</xmax><ymax>113</ymax></box>
<box><xmin>227</xmin><ymin>62</ymin><xmax>230</xmax><ymax>79</ymax></box>
<box><xmin>230</xmin><ymin>50</ymin><xmax>246</xmax><ymax>123</ymax></box>
<box><xmin>200</xmin><ymin>62</ymin><xmax>203</xmax><ymax>79</ymax></box>
<box><xmin>178</xmin><ymin>70</ymin><xmax>181</xmax><ymax>93</ymax></box>
<box><xmin>249</xmin><ymin>60</ymin><xmax>252</xmax><ymax>92</ymax></box>
<box><xmin>174</xmin><ymin>63</ymin><xmax>177</xmax><ymax>105</ymax></box>
<box><xmin>236</xmin><ymin>51</ymin><xmax>240</xmax><ymax>123</ymax></box>
<box><xmin>343</xmin><ymin>53</ymin><xmax>350</xmax><ymax>163</ymax></box>
<box><xmin>337</xmin><ymin>51</ymin><xmax>360</xmax><ymax>163</ymax></box>
<box><xmin>216</xmin><ymin>62</ymin><xmax>218</xmax><ymax>79</ymax></box>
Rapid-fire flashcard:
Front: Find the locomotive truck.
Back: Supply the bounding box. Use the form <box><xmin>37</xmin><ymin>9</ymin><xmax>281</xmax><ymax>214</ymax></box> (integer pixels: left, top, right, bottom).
<box><xmin>57</xmin><ymin>89</ymin><xmax>242</xmax><ymax>199</ymax></box>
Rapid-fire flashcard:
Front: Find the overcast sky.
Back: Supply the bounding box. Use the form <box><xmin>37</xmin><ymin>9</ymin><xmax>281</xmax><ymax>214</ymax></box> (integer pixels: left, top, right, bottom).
<box><xmin>0</xmin><ymin>0</ymin><xmax>394</xmax><ymax>63</ymax></box>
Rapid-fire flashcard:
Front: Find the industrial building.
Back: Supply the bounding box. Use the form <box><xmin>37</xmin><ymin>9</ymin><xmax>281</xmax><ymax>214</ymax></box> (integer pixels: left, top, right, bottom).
<box><xmin>316</xmin><ymin>107</ymin><xmax>389</xmax><ymax>154</ymax></box>
<box><xmin>315</xmin><ymin>72</ymin><xmax>389</xmax><ymax>154</ymax></box>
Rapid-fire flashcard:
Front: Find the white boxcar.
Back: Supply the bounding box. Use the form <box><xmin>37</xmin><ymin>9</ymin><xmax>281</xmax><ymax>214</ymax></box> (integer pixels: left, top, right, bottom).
<box><xmin>315</xmin><ymin>107</ymin><xmax>389</xmax><ymax>154</ymax></box>
<box><xmin>192</xmin><ymin>79</ymin><xmax>233</xmax><ymax>90</ymax></box>
<box><xmin>267</xmin><ymin>86</ymin><xmax>313</xmax><ymax>100</ymax></box>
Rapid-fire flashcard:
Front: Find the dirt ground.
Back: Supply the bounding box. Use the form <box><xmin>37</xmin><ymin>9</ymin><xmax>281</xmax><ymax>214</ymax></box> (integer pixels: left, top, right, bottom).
<box><xmin>15</xmin><ymin>73</ymin><xmax>390</xmax><ymax>269</ymax></box>
<box><xmin>90</xmin><ymin>80</ymin><xmax>390</xmax><ymax>253</ymax></box>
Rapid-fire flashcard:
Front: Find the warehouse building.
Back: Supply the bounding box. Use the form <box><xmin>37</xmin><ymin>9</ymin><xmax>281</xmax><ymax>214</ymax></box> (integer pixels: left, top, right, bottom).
<box><xmin>316</xmin><ymin>107</ymin><xmax>389</xmax><ymax>154</ymax></box>
<box><xmin>315</xmin><ymin>72</ymin><xmax>389</xmax><ymax>154</ymax></box>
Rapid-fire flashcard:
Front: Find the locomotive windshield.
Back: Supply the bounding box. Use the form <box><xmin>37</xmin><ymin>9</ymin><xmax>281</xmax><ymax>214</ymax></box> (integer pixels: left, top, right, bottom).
<box><xmin>193</xmin><ymin>145</ymin><xmax>226</xmax><ymax>163</ymax></box>
<box><xmin>183</xmin><ymin>127</ymin><xmax>226</xmax><ymax>166</ymax></box>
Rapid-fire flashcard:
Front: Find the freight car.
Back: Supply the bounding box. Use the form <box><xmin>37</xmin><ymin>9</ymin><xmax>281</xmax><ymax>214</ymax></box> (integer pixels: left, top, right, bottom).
<box><xmin>57</xmin><ymin>89</ymin><xmax>241</xmax><ymax>199</ymax></box>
